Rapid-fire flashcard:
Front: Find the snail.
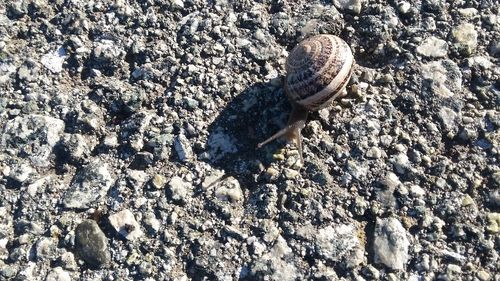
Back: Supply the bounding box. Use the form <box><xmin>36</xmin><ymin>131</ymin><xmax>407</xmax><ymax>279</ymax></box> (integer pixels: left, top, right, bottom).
<box><xmin>257</xmin><ymin>34</ymin><xmax>355</xmax><ymax>163</ymax></box>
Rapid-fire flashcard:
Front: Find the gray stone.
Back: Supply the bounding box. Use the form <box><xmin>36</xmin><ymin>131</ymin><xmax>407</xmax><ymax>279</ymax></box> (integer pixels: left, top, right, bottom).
<box><xmin>489</xmin><ymin>189</ymin><xmax>500</xmax><ymax>207</ymax></box>
<box><xmin>315</xmin><ymin>224</ymin><xmax>364</xmax><ymax>269</ymax></box>
<box><xmin>62</xmin><ymin>160</ymin><xmax>114</xmax><ymax>209</ymax></box>
<box><xmin>74</xmin><ymin>220</ymin><xmax>111</xmax><ymax>268</ymax></box>
<box><xmin>109</xmin><ymin>209</ymin><xmax>143</xmax><ymax>240</ymax></box>
<box><xmin>59</xmin><ymin>133</ymin><xmax>92</xmax><ymax>163</ymax></box>
<box><xmin>207</xmin><ymin>129</ymin><xmax>238</xmax><ymax>161</ymax></box>
<box><xmin>333</xmin><ymin>0</ymin><xmax>363</xmax><ymax>14</ymax></box>
<box><xmin>452</xmin><ymin>23</ymin><xmax>478</xmax><ymax>55</ymax></box>
<box><xmin>174</xmin><ymin>133</ymin><xmax>193</xmax><ymax>162</ymax></box>
<box><xmin>248</xmin><ymin>236</ymin><xmax>298</xmax><ymax>281</ymax></box>
<box><xmin>1</xmin><ymin>114</ymin><xmax>65</xmax><ymax>167</ymax></box>
<box><xmin>214</xmin><ymin>176</ymin><xmax>243</xmax><ymax>203</ymax></box>
<box><xmin>168</xmin><ymin>176</ymin><xmax>192</xmax><ymax>202</ymax></box>
<box><xmin>59</xmin><ymin>252</ymin><xmax>78</xmax><ymax>271</ymax></box>
<box><xmin>35</xmin><ymin>237</ymin><xmax>57</xmax><ymax>261</ymax></box>
<box><xmin>45</xmin><ymin>267</ymin><xmax>71</xmax><ymax>281</ymax></box>
<box><xmin>437</xmin><ymin>107</ymin><xmax>458</xmax><ymax>132</ymax></box>
<box><xmin>40</xmin><ymin>47</ymin><xmax>67</xmax><ymax>73</ymax></box>
<box><xmin>397</xmin><ymin>1</ymin><xmax>411</xmax><ymax>14</ymax></box>
<box><xmin>366</xmin><ymin>147</ymin><xmax>382</xmax><ymax>159</ymax></box>
<box><xmin>416</xmin><ymin>36</ymin><xmax>448</xmax><ymax>58</ymax></box>
<box><xmin>421</xmin><ymin>59</ymin><xmax>462</xmax><ymax>98</ymax></box>
<box><xmin>143</xmin><ymin>212</ymin><xmax>161</xmax><ymax>234</ymax></box>
<box><xmin>7</xmin><ymin>162</ymin><xmax>34</xmax><ymax>183</ymax></box>
<box><xmin>390</xmin><ymin>153</ymin><xmax>410</xmax><ymax>174</ymax></box>
<box><xmin>373</xmin><ymin>218</ymin><xmax>409</xmax><ymax>270</ymax></box>
<box><xmin>409</xmin><ymin>185</ymin><xmax>425</xmax><ymax>197</ymax></box>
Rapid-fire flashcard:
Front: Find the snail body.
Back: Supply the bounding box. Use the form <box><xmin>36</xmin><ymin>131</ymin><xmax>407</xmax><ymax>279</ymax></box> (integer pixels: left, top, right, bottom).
<box><xmin>258</xmin><ymin>34</ymin><xmax>355</xmax><ymax>162</ymax></box>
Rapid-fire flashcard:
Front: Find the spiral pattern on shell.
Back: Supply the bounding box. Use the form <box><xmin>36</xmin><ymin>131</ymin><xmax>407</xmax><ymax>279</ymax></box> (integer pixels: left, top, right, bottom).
<box><xmin>285</xmin><ymin>34</ymin><xmax>354</xmax><ymax>111</ymax></box>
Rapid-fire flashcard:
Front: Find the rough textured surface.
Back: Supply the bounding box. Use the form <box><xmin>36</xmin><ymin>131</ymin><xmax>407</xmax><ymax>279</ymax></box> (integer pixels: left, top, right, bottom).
<box><xmin>0</xmin><ymin>0</ymin><xmax>498</xmax><ymax>280</ymax></box>
<box><xmin>373</xmin><ymin>218</ymin><xmax>409</xmax><ymax>270</ymax></box>
<box><xmin>74</xmin><ymin>220</ymin><xmax>111</xmax><ymax>269</ymax></box>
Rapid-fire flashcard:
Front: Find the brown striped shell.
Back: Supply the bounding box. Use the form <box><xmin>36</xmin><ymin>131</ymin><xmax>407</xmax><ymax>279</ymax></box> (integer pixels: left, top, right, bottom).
<box><xmin>257</xmin><ymin>34</ymin><xmax>355</xmax><ymax>164</ymax></box>
<box><xmin>285</xmin><ymin>34</ymin><xmax>354</xmax><ymax>111</ymax></box>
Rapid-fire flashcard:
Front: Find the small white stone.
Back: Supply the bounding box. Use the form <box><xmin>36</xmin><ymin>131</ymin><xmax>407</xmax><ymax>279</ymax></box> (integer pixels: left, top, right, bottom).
<box><xmin>316</xmin><ymin>224</ymin><xmax>364</xmax><ymax>268</ymax></box>
<box><xmin>421</xmin><ymin>60</ymin><xmax>462</xmax><ymax>98</ymax></box>
<box><xmin>458</xmin><ymin>8</ymin><xmax>478</xmax><ymax>17</ymax></box>
<box><xmin>333</xmin><ymin>0</ymin><xmax>363</xmax><ymax>14</ymax></box>
<box><xmin>174</xmin><ymin>133</ymin><xmax>193</xmax><ymax>162</ymax></box>
<box><xmin>373</xmin><ymin>218</ymin><xmax>409</xmax><ymax>270</ymax></box>
<box><xmin>409</xmin><ymin>185</ymin><xmax>425</xmax><ymax>197</ymax></box>
<box><xmin>416</xmin><ymin>36</ymin><xmax>448</xmax><ymax>58</ymax></box>
<box><xmin>398</xmin><ymin>1</ymin><xmax>411</xmax><ymax>14</ymax></box>
<box><xmin>8</xmin><ymin>163</ymin><xmax>33</xmax><ymax>183</ymax></box>
<box><xmin>214</xmin><ymin>177</ymin><xmax>243</xmax><ymax>203</ymax></box>
<box><xmin>168</xmin><ymin>176</ymin><xmax>192</xmax><ymax>201</ymax></box>
<box><xmin>366</xmin><ymin>147</ymin><xmax>382</xmax><ymax>159</ymax></box>
<box><xmin>452</xmin><ymin>23</ymin><xmax>478</xmax><ymax>55</ymax></box>
<box><xmin>41</xmin><ymin>47</ymin><xmax>67</xmax><ymax>73</ymax></box>
<box><xmin>45</xmin><ymin>267</ymin><xmax>71</xmax><ymax>281</ymax></box>
<box><xmin>108</xmin><ymin>209</ymin><xmax>143</xmax><ymax>240</ymax></box>
<box><xmin>390</xmin><ymin>153</ymin><xmax>410</xmax><ymax>174</ymax></box>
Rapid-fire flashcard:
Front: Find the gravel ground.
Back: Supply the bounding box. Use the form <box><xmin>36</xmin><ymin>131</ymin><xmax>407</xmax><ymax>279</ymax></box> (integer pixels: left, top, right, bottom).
<box><xmin>0</xmin><ymin>0</ymin><xmax>499</xmax><ymax>280</ymax></box>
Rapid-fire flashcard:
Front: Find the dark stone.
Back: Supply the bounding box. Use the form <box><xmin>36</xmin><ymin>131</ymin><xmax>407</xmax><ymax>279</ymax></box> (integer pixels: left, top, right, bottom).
<box><xmin>74</xmin><ymin>220</ymin><xmax>111</xmax><ymax>269</ymax></box>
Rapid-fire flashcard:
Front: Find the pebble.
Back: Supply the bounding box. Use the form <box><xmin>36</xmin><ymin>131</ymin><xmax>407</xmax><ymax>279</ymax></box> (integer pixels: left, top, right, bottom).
<box><xmin>283</xmin><ymin>168</ymin><xmax>300</xmax><ymax>179</ymax></box>
<box><xmin>214</xmin><ymin>176</ymin><xmax>243</xmax><ymax>203</ymax></box>
<box><xmin>151</xmin><ymin>174</ymin><xmax>167</xmax><ymax>189</ymax></box>
<box><xmin>74</xmin><ymin>220</ymin><xmax>111</xmax><ymax>268</ymax></box>
<box><xmin>0</xmin><ymin>115</ymin><xmax>65</xmax><ymax>167</ymax></box>
<box><xmin>390</xmin><ymin>153</ymin><xmax>410</xmax><ymax>174</ymax></box>
<box><xmin>381</xmin><ymin>172</ymin><xmax>401</xmax><ymax>189</ymax></box>
<box><xmin>491</xmin><ymin>172</ymin><xmax>500</xmax><ymax>187</ymax></box>
<box><xmin>201</xmin><ymin>170</ymin><xmax>225</xmax><ymax>189</ymax></box>
<box><xmin>168</xmin><ymin>176</ymin><xmax>192</xmax><ymax>202</ymax></box>
<box><xmin>409</xmin><ymin>185</ymin><xmax>425</xmax><ymax>197</ymax></box>
<box><xmin>59</xmin><ymin>134</ymin><xmax>92</xmax><ymax>163</ymax></box>
<box><xmin>366</xmin><ymin>147</ymin><xmax>382</xmax><ymax>159</ymax></box>
<box><xmin>103</xmin><ymin>133</ymin><xmax>119</xmax><ymax>148</ymax></box>
<box><xmin>397</xmin><ymin>1</ymin><xmax>411</xmax><ymax>14</ymax></box>
<box><xmin>373</xmin><ymin>218</ymin><xmax>409</xmax><ymax>270</ymax></box>
<box><xmin>333</xmin><ymin>0</ymin><xmax>363</xmax><ymax>14</ymax></box>
<box><xmin>108</xmin><ymin>209</ymin><xmax>144</xmax><ymax>240</ymax></box>
<box><xmin>207</xmin><ymin>130</ymin><xmax>238</xmax><ymax>161</ymax></box>
<box><xmin>489</xmin><ymin>189</ymin><xmax>500</xmax><ymax>207</ymax></box>
<box><xmin>476</xmin><ymin>270</ymin><xmax>490</xmax><ymax>281</ymax></box>
<box><xmin>59</xmin><ymin>252</ymin><xmax>78</xmax><ymax>271</ymax></box>
<box><xmin>421</xmin><ymin>60</ymin><xmax>462</xmax><ymax>98</ymax></box>
<box><xmin>458</xmin><ymin>8</ymin><xmax>478</xmax><ymax>17</ymax></box>
<box><xmin>40</xmin><ymin>47</ymin><xmax>67</xmax><ymax>73</ymax></box>
<box><xmin>174</xmin><ymin>133</ymin><xmax>194</xmax><ymax>162</ymax></box>
<box><xmin>451</xmin><ymin>23</ymin><xmax>478</xmax><ymax>55</ymax></box>
<box><xmin>485</xmin><ymin>213</ymin><xmax>500</xmax><ymax>233</ymax></box>
<box><xmin>346</xmin><ymin>160</ymin><xmax>369</xmax><ymax>180</ymax></box>
<box><xmin>45</xmin><ymin>267</ymin><xmax>71</xmax><ymax>281</ymax></box>
<box><xmin>35</xmin><ymin>237</ymin><xmax>56</xmax><ymax>261</ymax></box>
<box><xmin>7</xmin><ymin>163</ymin><xmax>34</xmax><ymax>184</ymax></box>
<box><xmin>143</xmin><ymin>212</ymin><xmax>161</xmax><ymax>234</ymax></box>
<box><xmin>315</xmin><ymin>224</ymin><xmax>364</xmax><ymax>268</ymax></box>
<box><xmin>416</xmin><ymin>36</ymin><xmax>448</xmax><ymax>58</ymax></box>
<box><xmin>437</xmin><ymin>107</ymin><xmax>458</xmax><ymax>132</ymax></box>
<box><xmin>62</xmin><ymin>160</ymin><xmax>114</xmax><ymax>209</ymax></box>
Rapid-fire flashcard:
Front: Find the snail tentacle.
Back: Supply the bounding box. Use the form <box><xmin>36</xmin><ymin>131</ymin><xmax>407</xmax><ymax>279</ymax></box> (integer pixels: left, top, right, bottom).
<box><xmin>258</xmin><ymin>34</ymin><xmax>354</xmax><ymax>164</ymax></box>
<box><xmin>258</xmin><ymin>106</ymin><xmax>308</xmax><ymax>162</ymax></box>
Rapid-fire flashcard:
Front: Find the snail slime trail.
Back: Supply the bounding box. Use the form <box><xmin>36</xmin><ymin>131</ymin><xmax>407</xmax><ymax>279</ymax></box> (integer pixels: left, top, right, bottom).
<box><xmin>258</xmin><ymin>34</ymin><xmax>355</xmax><ymax>163</ymax></box>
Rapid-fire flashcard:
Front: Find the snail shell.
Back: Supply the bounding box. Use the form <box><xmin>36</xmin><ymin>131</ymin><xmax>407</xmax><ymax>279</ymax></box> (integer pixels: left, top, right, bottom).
<box><xmin>258</xmin><ymin>34</ymin><xmax>355</xmax><ymax>163</ymax></box>
<box><xmin>285</xmin><ymin>34</ymin><xmax>354</xmax><ymax>110</ymax></box>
